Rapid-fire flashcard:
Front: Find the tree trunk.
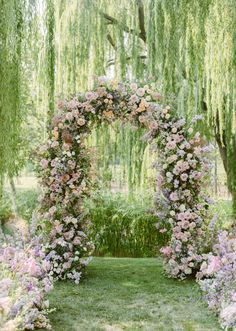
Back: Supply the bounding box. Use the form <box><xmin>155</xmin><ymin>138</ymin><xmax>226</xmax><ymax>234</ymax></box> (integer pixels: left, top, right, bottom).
<box><xmin>9</xmin><ymin>177</ymin><xmax>18</xmax><ymax>217</ymax></box>
<box><xmin>215</xmin><ymin>131</ymin><xmax>236</xmax><ymax>217</ymax></box>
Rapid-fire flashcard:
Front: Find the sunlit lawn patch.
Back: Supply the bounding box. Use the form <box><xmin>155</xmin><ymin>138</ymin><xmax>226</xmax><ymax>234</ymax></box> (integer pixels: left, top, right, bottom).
<box><xmin>41</xmin><ymin>258</ymin><xmax>220</xmax><ymax>331</ymax></box>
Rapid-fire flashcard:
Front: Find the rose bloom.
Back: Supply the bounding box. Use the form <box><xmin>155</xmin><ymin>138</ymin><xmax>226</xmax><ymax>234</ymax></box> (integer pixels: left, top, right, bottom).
<box><xmin>130</xmin><ymin>94</ymin><xmax>139</xmax><ymax>104</ymax></box>
<box><xmin>172</xmin><ymin>127</ymin><xmax>177</xmax><ymax>133</ymax></box>
<box><xmin>160</xmin><ymin>246</ymin><xmax>172</xmax><ymax>256</ymax></box>
<box><xmin>51</xmin><ymin>141</ymin><xmax>59</xmax><ymax>148</ymax></box>
<box><xmin>170</xmin><ymin>192</ymin><xmax>179</xmax><ymax>201</ymax></box>
<box><xmin>65</xmin><ymin>112</ymin><xmax>73</xmax><ymax>121</ymax></box>
<box><xmin>67</xmin><ymin>99</ymin><xmax>78</xmax><ymax>110</ymax></box>
<box><xmin>180</xmin><ymin>173</ymin><xmax>188</xmax><ymax>181</ymax></box>
<box><xmin>148</xmin><ymin>121</ymin><xmax>158</xmax><ymax>130</ymax></box>
<box><xmin>77</xmin><ymin>117</ymin><xmax>86</xmax><ymax>126</ymax></box>
<box><xmin>166</xmin><ymin>140</ymin><xmax>176</xmax><ymax>150</ymax></box>
<box><xmin>136</xmin><ymin>87</ymin><xmax>145</xmax><ymax>97</ymax></box>
<box><xmin>139</xmin><ymin>115</ymin><xmax>146</xmax><ymax>123</ymax></box>
<box><xmin>85</xmin><ymin>91</ymin><xmax>97</xmax><ymax>101</ymax></box>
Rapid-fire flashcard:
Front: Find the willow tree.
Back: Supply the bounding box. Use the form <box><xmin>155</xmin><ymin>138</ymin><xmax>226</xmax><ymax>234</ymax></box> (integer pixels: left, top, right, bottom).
<box><xmin>48</xmin><ymin>0</ymin><xmax>236</xmax><ymax>211</ymax></box>
<box><xmin>0</xmin><ymin>0</ymin><xmax>24</xmax><ymax>191</ymax></box>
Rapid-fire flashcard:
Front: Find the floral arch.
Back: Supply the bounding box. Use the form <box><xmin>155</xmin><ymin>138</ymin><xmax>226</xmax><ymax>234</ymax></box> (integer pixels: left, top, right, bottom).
<box><xmin>38</xmin><ymin>77</ymin><xmax>212</xmax><ymax>283</ymax></box>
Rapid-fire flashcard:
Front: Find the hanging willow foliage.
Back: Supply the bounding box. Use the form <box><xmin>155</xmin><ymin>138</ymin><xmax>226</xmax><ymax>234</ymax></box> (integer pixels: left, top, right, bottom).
<box><xmin>20</xmin><ymin>1</ymin><xmax>236</xmax><ymax>204</ymax></box>
<box><xmin>87</xmin><ymin>122</ymin><xmax>156</xmax><ymax>192</ymax></box>
<box><xmin>46</xmin><ymin>0</ymin><xmax>55</xmax><ymax>118</ymax></box>
<box><xmin>45</xmin><ymin>0</ymin><xmax>236</xmax><ymax>207</ymax></box>
<box><xmin>0</xmin><ymin>0</ymin><xmax>24</xmax><ymax>189</ymax></box>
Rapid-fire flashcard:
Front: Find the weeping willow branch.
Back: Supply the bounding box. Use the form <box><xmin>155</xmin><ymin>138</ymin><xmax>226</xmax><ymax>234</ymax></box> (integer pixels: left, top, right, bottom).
<box><xmin>137</xmin><ymin>0</ymin><xmax>146</xmax><ymax>42</ymax></box>
<box><xmin>100</xmin><ymin>11</ymin><xmax>146</xmax><ymax>42</ymax></box>
<box><xmin>107</xmin><ymin>33</ymin><xmax>117</xmax><ymax>50</ymax></box>
<box><xmin>46</xmin><ymin>0</ymin><xmax>55</xmax><ymax>120</ymax></box>
<box><xmin>107</xmin><ymin>55</ymin><xmax>146</xmax><ymax>67</ymax></box>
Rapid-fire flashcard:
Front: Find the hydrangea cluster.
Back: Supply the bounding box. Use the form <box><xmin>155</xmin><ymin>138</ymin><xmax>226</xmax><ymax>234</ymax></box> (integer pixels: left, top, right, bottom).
<box><xmin>38</xmin><ymin>76</ymin><xmax>211</xmax><ymax>281</ymax></box>
<box><xmin>0</xmin><ymin>236</ymin><xmax>53</xmax><ymax>331</ymax></box>
<box><xmin>197</xmin><ymin>231</ymin><xmax>236</xmax><ymax>330</ymax></box>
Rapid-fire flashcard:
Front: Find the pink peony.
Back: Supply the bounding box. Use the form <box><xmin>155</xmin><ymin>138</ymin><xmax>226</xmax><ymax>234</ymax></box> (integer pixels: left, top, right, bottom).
<box><xmin>160</xmin><ymin>246</ymin><xmax>172</xmax><ymax>256</ymax></box>
<box><xmin>207</xmin><ymin>256</ymin><xmax>221</xmax><ymax>274</ymax></box>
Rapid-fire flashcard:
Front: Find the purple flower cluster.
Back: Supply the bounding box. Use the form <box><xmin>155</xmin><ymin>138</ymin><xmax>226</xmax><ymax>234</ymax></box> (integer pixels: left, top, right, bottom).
<box><xmin>38</xmin><ymin>77</ymin><xmax>211</xmax><ymax>281</ymax></box>
<box><xmin>0</xmin><ymin>236</ymin><xmax>53</xmax><ymax>330</ymax></box>
<box><xmin>197</xmin><ymin>231</ymin><xmax>236</xmax><ymax>330</ymax></box>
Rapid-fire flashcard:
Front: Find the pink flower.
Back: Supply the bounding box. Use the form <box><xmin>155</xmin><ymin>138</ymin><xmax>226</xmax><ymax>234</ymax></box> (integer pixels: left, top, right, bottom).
<box><xmin>73</xmin><ymin>237</ymin><xmax>81</xmax><ymax>245</ymax></box>
<box><xmin>166</xmin><ymin>141</ymin><xmax>177</xmax><ymax>150</ymax></box>
<box><xmin>40</xmin><ymin>159</ymin><xmax>49</xmax><ymax>169</ymax></box>
<box><xmin>97</xmin><ymin>76</ymin><xmax>108</xmax><ymax>85</ymax></box>
<box><xmin>232</xmin><ymin>292</ymin><xmax>236</xmax><ymax>302</ymax></box>
<box><xmin>207</xmin><ymin>256</ymin><xmax>221</xmax><ymax>274</ymax></box>
<box><xmin>136</xmin><ymin>87</ymin><xmax>145</xmax><ymax>97</ymax></box>
<box><xmin>0</xmin><ymin>296</ymin><xmax>11</xmax><ymax>313</ymax></box>
<box><xmin>180</xmin><ymin>173</ymin><xmax>188</xmax><ymax>181</ymax></box>
<box><xmin>67</xmin><ymin>98</ymin><xmax>78</xmax><ymax>110</ymax></box>
<box><xmin>65</xmin><ymin>112</ymin><xmax>73</xmax><ymax>121</ymax></box>
<box><xmin>170</xmin><ymin>192</ymin><xmax>179</xmax><ymax>201</ymax></box>
<box><xmin>130</xmin><ymin>94</ymin><xmax>139</xmax><ymax>104</ymax></box>
<box><xmin>160</xmin><ymin>246</ymin><xmax>172</xmax><ymax>256</ymax></box>
<box><xmin>25</xmin><ymin>258</ymin><xmax>41</xmax><ymax>277</ymax></box>
<box><xmin>191</xmin><ymin>171</ymin><xmax>202</xmax><ymax>180</ymax></box>
<box><xmin>85</xmin><ymin>91</ymin><xmax>97</xmax><ymax>101</ymax></box>
<box><xmin>157</xmin><ymin>174</ymin><xmax>164</xmax><ymax>187</ymax></box>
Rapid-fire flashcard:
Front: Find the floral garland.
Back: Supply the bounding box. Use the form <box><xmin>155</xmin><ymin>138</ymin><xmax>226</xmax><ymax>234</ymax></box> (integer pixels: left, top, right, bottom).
<box><xmin>38</xmin><ymin>77</ymin><xmax>212</xmax><ymax>281</ymax></box>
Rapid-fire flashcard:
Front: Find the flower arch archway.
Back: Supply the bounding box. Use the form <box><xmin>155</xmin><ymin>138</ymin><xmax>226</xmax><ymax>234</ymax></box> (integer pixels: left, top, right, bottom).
<box><xmin>38</xmin><ymin>78</ymin><xmax>212</xmax><ymax>283</ymax></box>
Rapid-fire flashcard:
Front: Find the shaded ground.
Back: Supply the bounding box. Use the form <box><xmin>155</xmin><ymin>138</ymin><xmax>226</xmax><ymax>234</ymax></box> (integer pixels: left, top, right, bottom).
<box><xmin>41</xmin><ymin>258</ymin><xmax>220</xmax><ymax>331</ymax></box>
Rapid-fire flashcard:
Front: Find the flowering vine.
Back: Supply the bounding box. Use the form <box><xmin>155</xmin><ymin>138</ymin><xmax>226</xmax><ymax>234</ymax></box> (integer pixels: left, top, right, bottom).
<box><xmin>38</xmin><ymin>77</ymin><xmax>212</xmax><ymax>281</ymax></box>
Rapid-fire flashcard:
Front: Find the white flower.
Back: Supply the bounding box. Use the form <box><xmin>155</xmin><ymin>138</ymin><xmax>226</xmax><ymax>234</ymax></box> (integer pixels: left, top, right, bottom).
<box><xmin>179</xmin><ymin>204</ymin><xmax>186</xmax><ymax>211</ymax></box>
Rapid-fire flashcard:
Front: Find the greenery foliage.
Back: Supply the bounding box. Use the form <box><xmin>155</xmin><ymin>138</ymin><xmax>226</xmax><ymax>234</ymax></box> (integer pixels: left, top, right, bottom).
<box><xmin>85</xmin><ymin>191</ymin><xmax>168</xmax><ymax>257</ymax></box>
<box><xmin>0</xmin><ymin>0</ymin><xmax>24</xmax><ymax>188</ymax></box>
<box><xmin>39</xmin><ymin>0</ymin><xmax>236</xmax><ymax>210</ymax></box>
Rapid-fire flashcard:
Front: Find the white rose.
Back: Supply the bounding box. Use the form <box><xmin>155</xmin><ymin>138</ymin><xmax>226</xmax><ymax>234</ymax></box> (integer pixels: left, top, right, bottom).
<box><xmin>179</xmin><ymin>204</ymin><xmax>186</xmax><ymax>211</ymax></box>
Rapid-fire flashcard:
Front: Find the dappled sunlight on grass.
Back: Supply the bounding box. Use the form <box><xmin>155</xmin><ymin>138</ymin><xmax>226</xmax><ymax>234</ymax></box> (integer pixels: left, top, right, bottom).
<box><xmin>39</xmin><ymin>258</ymin><xmax>221</xmax><ymax>331</ymax></box>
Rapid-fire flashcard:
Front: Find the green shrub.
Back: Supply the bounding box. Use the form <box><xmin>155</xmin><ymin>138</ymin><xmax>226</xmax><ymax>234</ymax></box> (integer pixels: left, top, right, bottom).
<box><xmin>85</xmin><ymin>191</ymin><xmax>169</xmax><ymax>257</ymax></box>
<box><xmin>14</xmin><ymin>189</ymin><xmax>40</xmax><ymax>221</ymax></box>
<box><xmin>0</xmin><ymin>188</ymin><xmax>39</xmax><ymax>223</ymax></box>
<box><xmin>0</xmin><ymin>196</ymin><xmax>12</xmax><ymax>223</ymax></box>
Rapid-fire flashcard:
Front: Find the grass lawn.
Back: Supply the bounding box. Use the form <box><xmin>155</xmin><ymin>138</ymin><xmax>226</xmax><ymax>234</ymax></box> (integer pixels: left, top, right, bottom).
<box><xmin>41</xmin><ymin>257</ymin><xmax>220</xmax><ymax>331</ymax></box>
